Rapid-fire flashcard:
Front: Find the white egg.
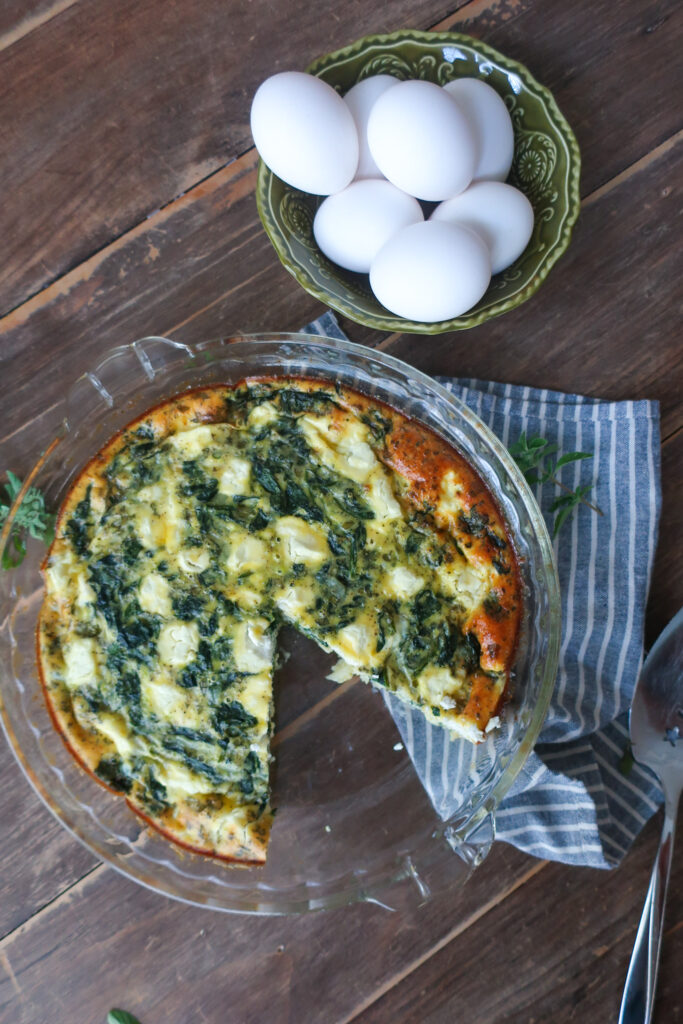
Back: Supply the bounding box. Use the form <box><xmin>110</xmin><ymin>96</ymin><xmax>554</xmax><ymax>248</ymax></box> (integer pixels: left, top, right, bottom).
<box><xmin>250</xmin><ymin>71</ymin><xmax>359</xmax><ymax>195</ymax></box>
<box><xmin>443</xmin><ymin>78</ymin><xmax>514</xmax><ymax>182</ymax></box>
<box><xmin>367</xmin><ymin>80</ymin><xmax>476</xmax><ymax>201</ymax></box>
<box><xmin>313</xmin><ymin>179</ymin><xmax>423</xmax><ymax>274</ymax></box>
<box><xmin>370</xmin><ymin>221</ymin><xmax>491</xmax><ymax>322</ymax></box>
<box><xmin>343</xmin><ymin>75</ymin><xmax>400</xmax><ymax>179</ymax></box>
<box><xmin>430</xmin><ymin>182</ymin><xmax>534</xmax><ymax>274</ymax></box>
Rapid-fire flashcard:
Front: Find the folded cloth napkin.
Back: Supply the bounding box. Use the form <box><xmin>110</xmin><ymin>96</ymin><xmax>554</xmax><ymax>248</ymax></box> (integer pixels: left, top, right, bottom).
<box><xmin>301</xmin><ymin>312</ymin><xmax>663</xmax><ymax>868</ymax></box>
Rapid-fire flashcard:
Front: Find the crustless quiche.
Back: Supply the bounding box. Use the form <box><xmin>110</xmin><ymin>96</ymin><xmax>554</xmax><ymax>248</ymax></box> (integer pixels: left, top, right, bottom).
<box><xmin>38</xmin><ymin>379</ymin><xmax>521</xmax><ymax>863</ymax></box>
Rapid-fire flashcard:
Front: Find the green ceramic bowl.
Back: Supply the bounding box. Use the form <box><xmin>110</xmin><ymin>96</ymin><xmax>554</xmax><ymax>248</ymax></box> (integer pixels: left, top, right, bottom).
<box><xmin>256</xmin><ymin>30</ymin><xmax>581</xmax><ymax>334</ymax></box>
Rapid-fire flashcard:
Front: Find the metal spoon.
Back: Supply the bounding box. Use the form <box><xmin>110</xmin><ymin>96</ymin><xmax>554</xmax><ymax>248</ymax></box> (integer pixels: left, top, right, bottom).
<box><xmin>619</xmin><ymin>606</ymin><xmax>683</xmax><ymax>1024</ymax></box>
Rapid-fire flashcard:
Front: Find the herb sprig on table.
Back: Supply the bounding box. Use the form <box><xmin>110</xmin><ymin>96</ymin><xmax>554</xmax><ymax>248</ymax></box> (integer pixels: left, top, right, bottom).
<box><xmin>108</xmin><ymin>1012</ymin><xmax>142</xmax><ymax>1024</ymax></box>
<box><xmin>509</xmin><ymin>432</ymin><xmax>603</xmax><ymax>537</ymax></box>
<box><xmin>0</xmin><ymin>471</ymin><xmax>55</xmax><ymax>569</ymax></box>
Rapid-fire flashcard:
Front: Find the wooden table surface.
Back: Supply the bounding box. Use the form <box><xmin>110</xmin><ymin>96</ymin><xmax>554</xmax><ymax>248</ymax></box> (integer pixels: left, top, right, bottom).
<box><xmin>1</xmin><ymin>1</ymin><xmax>681</xmax><ymax>1022</ymax></box>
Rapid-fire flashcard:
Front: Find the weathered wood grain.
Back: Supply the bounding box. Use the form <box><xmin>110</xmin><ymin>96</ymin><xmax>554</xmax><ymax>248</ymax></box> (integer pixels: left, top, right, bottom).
<box><xmin>0</xmin><ymin>0</ymin><xmax>462</xmax><ymax>317</ymax></box>
<box><xmin>0</xmin><ymin>0</ymin><xmax>77</xmax><ymax>49</ymax></box>
<box><xmin>351</xmin><ymin>812</ymin><xmax>683</xmax><ymax>1024</ymax></box>
<box><xmin>1</xmin><ymin>0</ymin><xmax>681</xmax><ymax>318</ymax></box>
<box><xmin>0</xmin><ymin>840</ymin><xmax>543</xmax><ymax>1024</ymax></box>
<box><xmin>0</xmin><ymin>742</ymin><xmax>97</xmax><ymax>939</ymax></box>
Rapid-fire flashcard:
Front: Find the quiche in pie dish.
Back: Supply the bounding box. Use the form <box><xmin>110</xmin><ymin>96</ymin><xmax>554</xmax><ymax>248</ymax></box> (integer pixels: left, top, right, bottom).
<box><xmin>38</xmin><ymin>378</ymin><xmax>521</xmax><ymax>863</ymax></box>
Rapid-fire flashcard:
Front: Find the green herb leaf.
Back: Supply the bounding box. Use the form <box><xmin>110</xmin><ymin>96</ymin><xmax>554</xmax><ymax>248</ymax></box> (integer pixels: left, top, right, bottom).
<box><xmin>554</xmin><ymin>451</ymin><xmax>593</xmax><ymax>470</ymax></box>
<box><xmin>549</xmin><ymin>493</ymin><xmax>579</xmax><ymax>512</ymax></box>
<box><xmin>0</xmin><ymin>472</ymin><xmax>55</xmax><ymax>570</ymax></box>
<box><xmin>509</xmin><ymin>435</ymin><xmax>603</xmax><ymax>537</ymax></box>
<box><xmin>1</xmin><ymin>532</ymin><xmax>27</xmax><ymax>571</ymax></box>
<box><xmin>618</xmin><ymin>742</ymin><xmax>634</xmax><ymax>777</ymax></box>
<box><xmin>552</xmin><ymin>504</ymin><xmax>577</xmax><ymax>537</ymax></box>
<box><xmin>508</xmin><ymin>432</ymin><xmax>557</xmax><ymax>479</ymax></box>
<box><xmin>108</xmin><ymin>1011</ymin><xmax>143</xmax><ymax>1024</ymax></box>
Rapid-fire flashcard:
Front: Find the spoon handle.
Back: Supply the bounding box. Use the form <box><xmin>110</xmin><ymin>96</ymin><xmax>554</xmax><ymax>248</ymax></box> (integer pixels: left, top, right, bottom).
<box><xmin>618</xmin><ymin>790</ymin><xmax>679</xmax><ymax>1024</ymax></box>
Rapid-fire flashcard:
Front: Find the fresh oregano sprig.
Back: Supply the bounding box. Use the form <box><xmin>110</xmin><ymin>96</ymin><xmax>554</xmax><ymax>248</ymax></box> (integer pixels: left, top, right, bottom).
<box><xmin>0</xmin><ymin>471</ymin><xmax>56</xmax><ymax>569</ymax></box>
<box><xmin>508</xmin><ymin>432</ymin><xmax>603</xmax><ymax>538</ymax></box>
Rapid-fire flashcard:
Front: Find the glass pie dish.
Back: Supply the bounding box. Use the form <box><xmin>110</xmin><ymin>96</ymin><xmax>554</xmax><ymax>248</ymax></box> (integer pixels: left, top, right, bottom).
<box><xmin>0</xmin><ymin>333</ymin><xmax>560</xmax><ymax>914</ymax></box>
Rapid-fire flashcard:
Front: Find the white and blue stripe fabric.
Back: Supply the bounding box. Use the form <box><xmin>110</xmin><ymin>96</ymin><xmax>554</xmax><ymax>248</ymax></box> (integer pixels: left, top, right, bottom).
<box><xmin>303</xmin><ymin>312</ymin><xmax>663</xmax><ymax>868</ymax></box>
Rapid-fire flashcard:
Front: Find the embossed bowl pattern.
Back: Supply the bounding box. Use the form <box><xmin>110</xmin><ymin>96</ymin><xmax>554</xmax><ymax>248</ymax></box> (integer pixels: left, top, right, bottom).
<box><xmin>0</xmin><ymin>334</ymin><xmax>560</xmax><ymax>914</ymax></box>
<box><xmin>256</xmin><ymin>30</ymin><xmax>581</xmax><ymax>334</ymax></box>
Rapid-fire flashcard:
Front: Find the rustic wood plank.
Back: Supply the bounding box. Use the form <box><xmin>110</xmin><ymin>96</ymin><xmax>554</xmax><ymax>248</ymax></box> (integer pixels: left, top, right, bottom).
<box><xmin>0</xmin><ymin>839</ymin><xmax>543</xmax><ymax>1023</ymax></box>
<box><xmin>0</xmin><ymin>147</ymin><xmax>313</xmax><ymax>464</ymax></box>
<box><xmin>0</xmin><ymin>742</ymin><xmax>97</xmax><ymax>939</ymax></box>
<box><xmin>0</xmin><ymin>0</ymin><xmax>79</xmax><ymax>50</ymax></box>
<box><xmin>350</xmin><ymin>812</ymin><xmax>683</xmax><ymax>1024</ymax></box>
<box><xmin>0</xmin><ymin>0</ymin><xmax>464</xmax><ymax>317</ymax></box>
<box><xmin>1</xmin><ymin>0</ymin><xmax>681</xmax><ymax>318</ymax></box>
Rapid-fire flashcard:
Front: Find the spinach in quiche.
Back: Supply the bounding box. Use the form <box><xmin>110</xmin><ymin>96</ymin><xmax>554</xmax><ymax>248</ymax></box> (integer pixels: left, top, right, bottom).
<box><xmin>38</xmin><ymin>379</ymin><xmax>520</xmax><ymax>863</ymax></box>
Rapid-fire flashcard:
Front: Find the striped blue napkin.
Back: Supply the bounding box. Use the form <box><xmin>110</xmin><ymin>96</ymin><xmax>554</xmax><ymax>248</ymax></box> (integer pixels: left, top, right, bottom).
<box><xmin>303</xmin><ymin>311</ymin><xmax>663</xmax><ymax>869</ymax></box>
